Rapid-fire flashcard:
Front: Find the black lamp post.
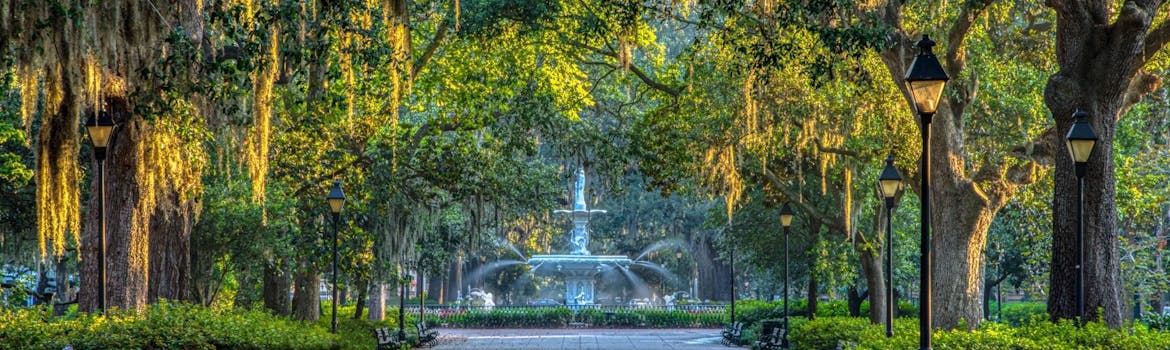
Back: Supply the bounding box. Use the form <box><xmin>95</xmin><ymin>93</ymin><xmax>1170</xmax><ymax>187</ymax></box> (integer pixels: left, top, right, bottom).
<box><xmin>418</xmin><ymin>236</ymin><xmax>426</xmax><ymax>327</ymax></box>
<box><xmin>326</xmin><ymin>181</ymin><xmax>346</xmax><ymax>334</ymax></box>
<box><xmin>904</xmin><ymin>34</ymin><xmax>949</xmax><ymax>350</ymax></box>
<box><xmin>729</xmin><ymin>234</ymin><xmax>736</xmax><ymax>325</ymax></box>
<box><xmin>398</xmin><ymin>261</ymin><xmax>407</xmax><ymax>341</ymax></box>
<box><xmin>779</xmin><ymin>203</ymin><xmax>795</xmax><ymax>349</ymax></box>
<box><xmin>878</xmin><ymin>154</ymin><xmax>903</xmax><ymax>337</ymax></box>
<box><xmin>1065</xmin><ymin>109</ymin><xmax>1097</xmax><ymax>324</ymax></box>
<box><xmin>84</xmin><ymin>110</ymin><xmax>114</xmax><ymax>314</ymax></box>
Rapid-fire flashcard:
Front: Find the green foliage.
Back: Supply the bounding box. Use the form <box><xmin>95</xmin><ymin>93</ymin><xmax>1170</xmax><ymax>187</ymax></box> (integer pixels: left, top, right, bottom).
<box><xmin>788</xmin><ymin>316</ymin><xmax>1170</xmax><ymax>350</ymax></box>
<box><xmin>734</xmin><ymin>300</ymin><xmax>785</xmax><ymax>326</ymax></box>
<box><xmin>0</xmin><ymin>302</ymin><xmax>400</xmax><ymax>350</ymax></box>
<box><xmin>1143</xmin><ymin>312</ymin><xmax>1170</xmax><ymax>332</ymax></box>
<box><xmin>993</xmin><ymin>302</ymin><xmax>1048</xmax><ymax>327</ymax></box>
<box><xmin>442</xmin><ymin>307</ymin><xmax>573</xmax><ymax>328</ymax></box>
<box><xmin>438</xmin><ymin>307</ymin><xmax>724</xmax><ymax>328</ymax></box>
<box><xmin>789</xmin><ymin>317</ymin><xmax>874</xmax><ymax>350</ymax></box>
<box><xmin>318</xmin><ymin>304</ymin><xmax>404</xmax><ymax>350</ymax></box>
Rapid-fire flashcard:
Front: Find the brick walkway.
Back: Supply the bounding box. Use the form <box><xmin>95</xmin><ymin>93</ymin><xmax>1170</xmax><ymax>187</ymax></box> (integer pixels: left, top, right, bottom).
<box><xmin>427</xmin><ymin>328</ymin><xmax>731</xmax><ymax>350</ymax></box>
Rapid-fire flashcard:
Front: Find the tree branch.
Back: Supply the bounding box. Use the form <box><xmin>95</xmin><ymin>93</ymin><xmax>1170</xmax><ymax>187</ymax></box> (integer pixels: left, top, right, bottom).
<box><xmin>567</xmin><ymin>40</ymin><xmax>681</xmax><ymax>97</ymax></box>
<box><xmin>410</xmin><ymin>19</ymin><xmax>450</xmax><ymax>82</ymax></box>
<box><xmin>945</xmin><ymin>0</ymin><xmax>995</xmax><ymax>77</ymax></box>
<box><xmin>762</xmin><ymin>167</ymin><xmax>848</xmax><ymax>233</ymax></box>
<box><xmin>814</xmin><ymin>138</ymin><xmax>860</xmax><ymax>158</ymax></box>
<box><xmin>1143</xmin><ymin>19</ymin><xmax>1170</xmax><ymax>63</ymax></box>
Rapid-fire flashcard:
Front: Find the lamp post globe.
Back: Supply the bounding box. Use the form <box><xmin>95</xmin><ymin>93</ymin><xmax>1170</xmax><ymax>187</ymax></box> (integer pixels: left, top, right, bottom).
<box><xmin>84</xmin><ymin>110</ymin><xmax>115</xmax><ymax>314</ymax></box>
<box><xmin>878</xmin><ymin>154</ymin><xmax>902</xmax><ymax>337</ymax></box>
<box><xmin>904</xmin><ymin>35</ymin><xmax>950</xmax><ymax>117</ymax></box>
<box><xmin>779</xmin><ymin>202</ymin><xmax>795</xmax><ymax>349</ymax></box>
<box><xmin>1065</xmin><ymin>109</ymin><xmax>1097</xmax><ymax>325</ymax></box>
<box><xmin>326</xmin><ymin>181</ymin><xmax>346</xmax><ymax>334</ymax></box>
<box><xmin>85</xmin><ymin>111</ymin><xmax>115</xmax><ymax>151</ymax></box>
<box><xmin>904</xmin><ymin>34</ymin><xmax>949</xmax><ymax>350</ymax></box>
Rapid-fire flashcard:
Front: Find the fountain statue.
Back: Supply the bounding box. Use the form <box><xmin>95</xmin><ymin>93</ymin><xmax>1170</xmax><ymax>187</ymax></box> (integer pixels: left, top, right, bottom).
<box><xmin>526</xmin><ymin>167</ymin><xmax>633</xmax><ymax>305</ymax></box>
<box><xmin>554</xmin><ymin>167</ymin><xmax>607</xmax><ymax>255</ymax></box>
<box><xmin>468</xmin><ymin>288</ymin><xmax>495</xmax><ymax>310</ymax></box>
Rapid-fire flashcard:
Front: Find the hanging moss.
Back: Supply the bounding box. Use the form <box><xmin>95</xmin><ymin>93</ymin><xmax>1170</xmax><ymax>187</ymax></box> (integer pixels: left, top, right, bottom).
<box><xmin>247</xmin><ymin>28</ymin><xmax>279</xmax><ymax>207</ymax></box>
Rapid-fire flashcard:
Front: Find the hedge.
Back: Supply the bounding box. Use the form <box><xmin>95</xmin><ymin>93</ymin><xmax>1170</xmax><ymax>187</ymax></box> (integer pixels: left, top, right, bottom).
<box><xmin>437</xmin><ymin>307</ymin><xmax>725</xmax><ymax>328</ymax></box>
<box><xmin>782</xmin><ymin>316</ymin><xmax>1170</xmax><ymax>350</ymax></box>
<box><xmin>0</xmin><ymin>301</ymin><xmax>402</xmax><ymax>350</ymax></box>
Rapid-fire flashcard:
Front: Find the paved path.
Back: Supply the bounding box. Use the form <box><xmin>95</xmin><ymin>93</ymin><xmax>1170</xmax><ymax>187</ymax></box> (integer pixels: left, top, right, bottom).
<box><xmin>428</xmin><ymin>328</ymin><xmax>732</xmax><ymax>350</ymax></box>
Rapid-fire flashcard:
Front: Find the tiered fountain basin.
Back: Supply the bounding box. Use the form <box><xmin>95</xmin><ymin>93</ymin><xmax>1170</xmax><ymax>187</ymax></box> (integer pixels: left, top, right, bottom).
<box><xmin>526</xmin><ymin>254</ymin><xmax>634</xmax><ymax>306</ymax></box>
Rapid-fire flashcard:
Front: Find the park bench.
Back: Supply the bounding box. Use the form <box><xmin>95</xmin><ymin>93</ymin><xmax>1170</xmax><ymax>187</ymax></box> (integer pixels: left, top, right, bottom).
<box><xmin>417</xmin><ymin>321</ymin><xmax>439</xmax><ymax>346</ymax></box>
<box><xmin>720</xmin><ymin>321</ymin><xmax>743</xmax><ymax>345</ymax></box>
<box><xmin>753</xmin><ymin>325</ymin><xmax>787</xmax><ymax>350</ymax></box>
<box><xmin>373</xmin><ymin>327</ymin><xmax>406</xmax><ymax>350</ymax></box>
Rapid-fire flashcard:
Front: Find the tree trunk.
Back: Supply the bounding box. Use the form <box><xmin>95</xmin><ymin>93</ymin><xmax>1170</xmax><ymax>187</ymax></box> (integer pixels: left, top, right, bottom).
<box><xmin>428</xmin><ymin>273</ymin><xmax>443</xmax><ymax>304</ymax></box>
<box><xmin>929</xmin><ymin>173</ymin><xmax>999</xmax><ymax>329</ymax></box>
<box><xmin>806</xmin><ymin>219</ymin><xmax>822</xmax><ymax>319</ymax></box>
<box><xmin>293</xmin><ymin>261</ymin><xmax>321</xmax><ymax>321</ymax></box>
<box><xmin>354</xmin><ymin>279</ymin><xmax>368</xmax><ymax>319</ymax></box>
<box><xmin>53</xmin><ymin>257</ymin><xmax>72</xmax><ymax>316</ymax></box>
<box><xmin>369</xmin><ymin>282</ymin><xmax>386</xmax><ymax>321</ymax></box>
<box><xmin>859</xmin><ymin>245</ymin><xmax>885</xmax><ymax>324</ymax></box>
<box><xmin>102</xmin><ymin>110</ymin><xmax>149</xmax><ymax>311</ymax></box>
<box><xmin>147</xmin><ymin>197</ymin><xmax>194</xmax><ymax>303</ymax></box>
<box><xmin>35</xmin><ymin>262</ymin><xmax>52</xmax><ymax>305</ymax></box>
<box><xmin>873</xmin><ymin>0</ymin><xmax>1024</xmax><ymax>330</ymax></box>
<box><xmin>1040</xmin><ymin>1</ymin><xmax>1168</xmax><ymax>327</ymax></box>
<box><xmin>263</xmin><ymin>261</ymin><xmax>292</xmax><ymax>316</ymax></box>
<box><xmin>1045</xmin><ymin>103</ymin><xmax>1126</xmax><ymax>326</ymax></box>
<box><xmin>847</xmin><ymin>287</ymin><xmax>863</xmax><ymax>317</ymax></box>
<box><xmin>692</xmin><ymin>233</ymin><xmax>732</xmax><ymax>301</ymax></box>
<box><xmin>806</xmin><ymin>257</ymin><xmax>818</xmax><ymax>319</ymax></box>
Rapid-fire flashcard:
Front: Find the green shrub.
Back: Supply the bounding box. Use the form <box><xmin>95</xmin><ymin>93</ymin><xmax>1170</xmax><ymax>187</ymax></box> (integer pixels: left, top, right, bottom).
<box><xmin>696</xmin><ymin>311</ymin><xmax>727</xmax><ymax>327</ymax></box>
<box><xmin>735</xmin><ymin>300</ymin><xmax>784</xmax><ymax>326</ymax></box>
<box><xmin>791</xmin><ymin>316</ymin><xmax>1170</xmax><ymax>350</ymax></box>
<box><xmin>994</xmin><ymin>302</ymin><xmax>1048</xmax><ymax>326</ymax></box>
<box><xmin>1142</xmin><ymin>312</ymin><xmax>1170</xmax><ymax>331</ymax></box>
<box><xmin>790</xmin><ymin>317</ymin><xmax>873</xmax><ymax>349</ymax></box>
<box><xmin>438</xmin><ymin>307</ymin><xmax>575</xmax><ymax>328</ymax></box>
<box><xmin>0</xmin><ymin>301</ymin><xmax>405</xmax><ymax>350</ymax></box>
<box><xmin>437</xmin><ymin>307</ymin><xmax>724</xmax><ymax>328</ymax></box>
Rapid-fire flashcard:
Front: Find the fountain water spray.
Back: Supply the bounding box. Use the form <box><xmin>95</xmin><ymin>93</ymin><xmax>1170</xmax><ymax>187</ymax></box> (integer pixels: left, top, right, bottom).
<box><xmin>525</xmin><ymin>167</ymin><xmax>633</xmax><ymax>305</ymax></box>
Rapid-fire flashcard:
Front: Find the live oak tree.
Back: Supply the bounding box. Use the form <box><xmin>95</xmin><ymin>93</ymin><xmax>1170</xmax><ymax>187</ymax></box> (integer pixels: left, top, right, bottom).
<box><xmin>1043</xmin><ymin>0</ymin><xmax>1170</xmax><ymax>326</ymax></box>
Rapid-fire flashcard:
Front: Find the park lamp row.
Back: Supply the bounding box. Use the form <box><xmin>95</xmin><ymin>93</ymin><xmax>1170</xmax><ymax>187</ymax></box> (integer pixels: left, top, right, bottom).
<box><xmin>879</xmin><ymin>33</ymin><xmax>1100</xmax><ymax>349</ymax></box>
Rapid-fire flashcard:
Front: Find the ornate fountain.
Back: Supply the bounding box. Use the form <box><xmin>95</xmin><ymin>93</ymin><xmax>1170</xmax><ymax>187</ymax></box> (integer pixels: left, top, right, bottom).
<box><xmin>525</xmin><ymin>167</ymin><xmax>633</xmax><ymax>305</ymax></box>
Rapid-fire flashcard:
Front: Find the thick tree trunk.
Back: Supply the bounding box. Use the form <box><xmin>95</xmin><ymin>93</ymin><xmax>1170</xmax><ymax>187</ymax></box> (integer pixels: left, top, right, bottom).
<box><xmin>873</xmin><ymin>0</ymin><xmax>1021</xmax><ymax>330</ymax></box>
<box><xmin>263</xmin><ymin>261</ymin><xmax>292</xmax><ymax>316</ymax></box>
<box><xmin>369</xmin><ymin>282</ymin><xmax>386</xmax><ymax>321</ymax></box>
<box><xmin>860</xmin><ymin>245</ymin><xmax>885</xmax><ymax>324</ymax></box>
<box><xmin>691</xmin><ymin>233</ymin><xmax>732</xmax><ymax>301</ymax></box>
<box><xmin>851</xmin><ymin>208</ymin><xmax>887</xmax><ymax>325</ymax></box>
<box><xmin>1045</xmin><ymin>102</ymin><xmax>1126</xmax><ymax>326</ymax></box>
<box><xmin>930</xmin><ymin>180</ymin><xmax>998</xmax><ymax>329</ymax></box>
<box><xmin>103</xmin><ymin>109</ymin><xmax>149</xmax><ymax>311</ymax></box>
<box><xmin>293</xmin><ymin>261</ymin><xmax>321</xmax><ymax>321</ymax></box>
<box><xmin>1040</xmin><ymin>1</ymin><xmax>1167</xmax><ymax>327</ymax></box>
<box><xmin>80</xmin><ymin>95</ymin><xmax>201</xmax><ymax>312</ymax></box>
<box><xmin>147</xmin><ymin>199</ymin><xmax>194</xmax><ymax>303</ymax></box>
